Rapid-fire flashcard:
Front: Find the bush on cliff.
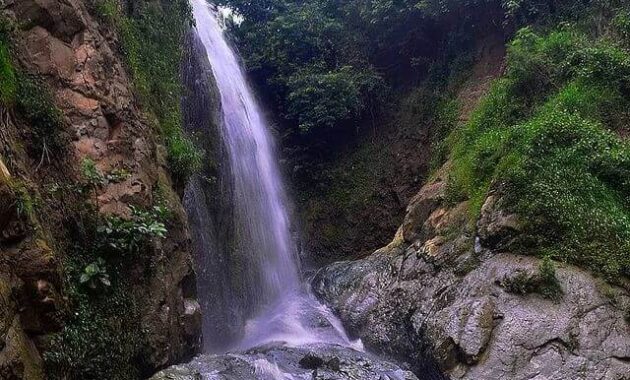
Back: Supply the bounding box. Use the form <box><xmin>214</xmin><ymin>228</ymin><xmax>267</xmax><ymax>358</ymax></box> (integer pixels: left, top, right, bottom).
<box><xmin>448</xmin><ymin>18</ymin><xmax>630</xmax><ymax>280</ymax></box>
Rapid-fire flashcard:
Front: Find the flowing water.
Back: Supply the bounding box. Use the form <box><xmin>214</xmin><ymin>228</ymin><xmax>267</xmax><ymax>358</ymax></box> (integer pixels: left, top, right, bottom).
<box><xmin>188</xmin><ymin>0</ymin><xmax>361</xmax><ymax>353</ymax></box>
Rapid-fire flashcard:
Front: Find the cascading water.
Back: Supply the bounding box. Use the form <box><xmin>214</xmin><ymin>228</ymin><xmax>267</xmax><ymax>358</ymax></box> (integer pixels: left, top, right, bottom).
<box><xmin>188</xmin><ymin>0</ymin><xmax>360</xmax><ymax>352</ymax></box>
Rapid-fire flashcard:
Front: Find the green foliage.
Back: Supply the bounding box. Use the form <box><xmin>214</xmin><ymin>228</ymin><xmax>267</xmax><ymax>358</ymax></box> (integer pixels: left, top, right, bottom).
<box><xmin>502</xmin><ymin>270</ymin><xmax>539</xmax><ymax>295</ymax></box>
<box><xmin>95</xmin><ymin>0</ymin><xmax>202</xmax><ymax>181</ymax></box>
<box><xmin>46</xmin><ymin>200</ymin><xmax>169</xmax><ymax>379</ymax></box>
<box><xmin>16</xmin><ymin>76</ymin><xmax>64</xmax><ymax>154</ymax></box>
<box><xmin>8</xmin><ymin>179</ymin><xmax>35</xmax><ymax>218</ymax></box>
<box><xmin>218</xmin><ymin>0</ymin><xmax>461</xmax><ymax>136</ymax></box>
<box><xmin>97</xmin><ymin>205</ymin><xmax>167</xmax><ymax>256</ymax></box>
<box><xmin>429</xmin><ymin>98</ymin><xmax>460</xmax><ymax>172</ymax></box>
<box><xmin>287</xmin><ymin>66</ymin><xmax>381</xmax><ymax>133</ymax></box>
<box><xmin>45</xmin><ymin>259</ymin><xmax>143</xmax><ymax>380</ymax></box>
<box><xmin>447</xmin><ymin>19</ymin><xmax>630</xmax><ymax>279</ymax></box>
<box><xmin>166</xmin><ymin>130</ymin><xmax>204</xmax><ymax>180</ymax></box>
<box><xmin>537</xmin><ymin>256</ymin><xmax>562</xmax><ymax>299</ymax></box>
<box><xmin>297</xmin><ymin>87</ymin><xmax>443</xmax><ymax>254</ymax></box>
<box><xmin>0</xmin><ymin>28</ymin><xmax>16</xmax><ymax>105</ymax></box>
<box><xmin>79</xmin><ymin>258</ymin><xmax>111</xmax><ymax>291</ymax></box>
<box><xmin>81</xmin><ymin>158</ymin><xmax>105</xmax><ymax>188</ymax></box>
<box><xmin>81</xmin><ymin>159</ymin><xmax>134</xmax><ymax>189</ymax></box>
<box><xmin>95</xmin><ymin>0</ymin><xmax>118</xmax><ymax>20</ymax></box>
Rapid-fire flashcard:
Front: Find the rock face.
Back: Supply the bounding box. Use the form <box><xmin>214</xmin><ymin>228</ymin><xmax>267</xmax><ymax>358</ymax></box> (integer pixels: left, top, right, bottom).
<box><xmin>0</xmin><ymin>0</ymin><xmax>201</xmax><ymax>377</ymax></box>
<box><xmin>312</xmin><ymin>173</ymin><xmax>630</xmax><ymax>379</ymax></box>
<box><xmin>150</xmin><ymin>343</ymin><xmax>419</xmax><ymax>380</ymax></box>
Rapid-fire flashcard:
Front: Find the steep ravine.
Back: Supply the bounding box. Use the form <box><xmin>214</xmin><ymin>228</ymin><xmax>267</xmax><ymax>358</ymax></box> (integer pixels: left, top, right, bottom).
<box><xmin>3</xmin><ymin>1</ymin><xmax>630</xmax><ymax>380</ymax></box>
<box><xmin>151</xmin><ymin>3</ymin><xmax>427</xmax><ymax>379</ymax></box>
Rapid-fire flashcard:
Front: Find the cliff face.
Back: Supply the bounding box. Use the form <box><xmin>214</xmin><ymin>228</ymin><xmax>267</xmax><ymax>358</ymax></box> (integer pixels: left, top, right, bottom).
<box><xmin>0</xmin><ymin>0</ymin><xmax>201</xmax><ymax>378</ymax></box>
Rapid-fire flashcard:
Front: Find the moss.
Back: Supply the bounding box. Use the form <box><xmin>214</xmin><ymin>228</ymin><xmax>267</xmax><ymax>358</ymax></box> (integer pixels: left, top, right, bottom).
<box><xmin>501</xmin><ymin>257</ymin><xmax>562</xmax><ymax>300</ymax></box>
<box><xmin>447</xmin><ymin>20</ymin><xmax>630</xmax><ymax>280</ymax></box>
<box><xmin>94</xmin><ymin>0</ymin><xmax>202</xmax><ymax>182</ymax></box>
<box><xmin>537</xmin><ymin>256</ymin><xmax>562</xmax><ymax>300</ymax></box>
<box><xmin>0</xmin><ymin>40</ymin><xmax>16</xmax><ymax>105</ymax></box>
<box><xmin>16</xmin><ymin>76</ymin><xmax>65</xmax><ymax>155</ymax></box>
<box><xmin>429</xmin><ymin>98</ymin><xmax>459</xmax><ymax>173</ymax></box>
<box><xmin>6</xmin><ymin>179</ymin><xmax>37</xmax><ymax>220</ymax></box>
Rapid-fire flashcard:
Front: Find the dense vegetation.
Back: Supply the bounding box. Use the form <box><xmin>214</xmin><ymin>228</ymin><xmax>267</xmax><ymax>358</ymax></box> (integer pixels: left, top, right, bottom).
<box><xmin>221</xmin><ymin>0</ymin><xmax>630</xmax><ymax>280</ymax></box>
<box><xmin>217</xmin><ymin>0</ymin><xmax>499</xmax><ymax>140</ymax></box>
<box><xmin>8</xmin><ymin>1</ymin><xmax>196</xmax><ymax>378</ymax></box>
<box><xmin>448</xmin><ymin>4</ymin><xmax>630</xmax><ymax>280</ymax></box>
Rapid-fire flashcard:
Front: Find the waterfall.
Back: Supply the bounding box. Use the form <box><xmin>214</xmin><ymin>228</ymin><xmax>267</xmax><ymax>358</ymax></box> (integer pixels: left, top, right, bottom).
<box><xmin>187</xmin><ymin>0</ymin><xmax>360</xmax><ymax>352</ymax></box>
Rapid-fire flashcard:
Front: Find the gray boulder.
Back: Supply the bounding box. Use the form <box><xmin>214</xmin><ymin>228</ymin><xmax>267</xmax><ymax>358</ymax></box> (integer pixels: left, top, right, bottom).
<box><xmin>312</xmin><ymin>176</ymin><xmax>630</xmax><ymax>380</ymax></box>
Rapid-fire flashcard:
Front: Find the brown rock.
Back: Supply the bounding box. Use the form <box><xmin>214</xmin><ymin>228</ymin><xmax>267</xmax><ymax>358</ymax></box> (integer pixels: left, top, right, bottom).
<box><xmin>12</xmin><ymin>0</ymin><xmax>85</xmax><ymax>42</ymax></box>
<box><xmin>0</xmin><ymin>158</ymin><xmax>10</xmax><ymax>182</ymax></box>
<box><xmin>22</xmin><ymin>27</ymin><xmax>75</xmax><ymax>79</ymax></box>
<box><xmin>0</xmin><ymin>318</ymin><xmax>44</xmax><ymax>380</ymax></box>
<box><xmin>402</xmin><ymin>180</ymin><xmax>445</xmax><ymax>242</ymax></box>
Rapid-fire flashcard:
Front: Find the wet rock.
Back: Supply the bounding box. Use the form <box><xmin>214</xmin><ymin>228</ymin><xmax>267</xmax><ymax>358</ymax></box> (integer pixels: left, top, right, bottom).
<box><xmin>312</xmin><ymin>176</ymin><xmax>630</xmax><ymax>380</ymax></box>
<box><xmin>150</xmin><ymin>343</ymin><xmax>419</xmax><ymax>380</ymax></box>
<box><xmin>299</xmin><ymin>353</ymin><xmax>324</xmax><ymax>369</ymax></box>
<box><xmin>315</xmin><ymin>248</ymin><xmax>630</xmax><ymax>379</ymax></box>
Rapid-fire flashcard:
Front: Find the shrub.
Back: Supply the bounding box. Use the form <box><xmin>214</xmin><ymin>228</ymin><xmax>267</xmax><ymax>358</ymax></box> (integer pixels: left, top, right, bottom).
<box><xmin>447</xmin><ymin>23</ymin><xmax>630</xmax><ymax>280</ymax></box>
<box><xmin>502</xmin><ymin>257</ymin><xmax>562</xmax><ymax>300</ymax></box>
<box><xmin>166</xmin><ymin>130</ymin><xmax>203</xmax><ymax>180</ymax></box>
<box><xmin>97</xmin><ymin>205</ymin><xmax>167</xmax><ymax>256</ymax></box>
<box><xmin>81</xmin><ymin>158</ymin><xmax>105</xmax><ymax>188</ymax></box>
<box><xmin>79</xmin><ymin>258</ymin><xmax>111</xmax><ymax>291</ymax></box>
<box><xmin>44</xmin><ymin>268</ymin><xmax>142</xmax><ymax>380</ymax></box>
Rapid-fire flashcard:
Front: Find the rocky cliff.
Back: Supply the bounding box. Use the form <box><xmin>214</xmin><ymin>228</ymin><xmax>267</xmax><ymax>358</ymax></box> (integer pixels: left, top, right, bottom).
<box><xmin>0</xmin><ymin>0</ymin><xmax>201</xmax><ymax>378</ymax></box>
<box><xmin>313</xmin><ymin>170</ymin><xmax>630</xmax><ymax>379</ymax></box>
<box><xmin>308</xmin><ymin>4</ymin><xmax>630</xmax><ymax>377</ymax></box>
<box><xmin>311</xmin><ymin>53</ymin><xmax>630</xmax><ymax>378</ymax></box>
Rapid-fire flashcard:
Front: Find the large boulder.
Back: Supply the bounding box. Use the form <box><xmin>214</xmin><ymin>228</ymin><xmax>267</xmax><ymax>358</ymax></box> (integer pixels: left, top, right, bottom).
<box><xmin>312</xmin><ymin>176</ymin><xmax>630</xmax><ymax>380</ymax></box>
